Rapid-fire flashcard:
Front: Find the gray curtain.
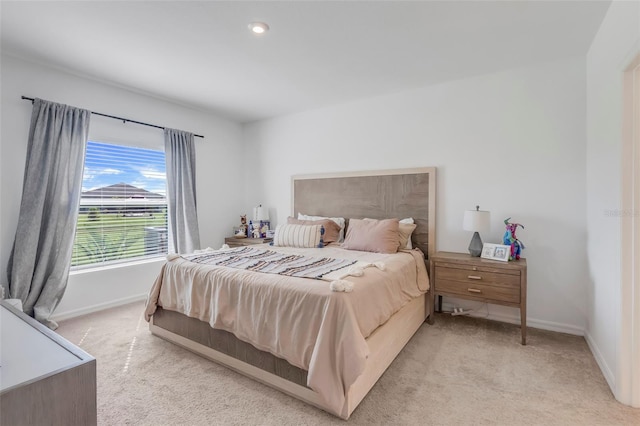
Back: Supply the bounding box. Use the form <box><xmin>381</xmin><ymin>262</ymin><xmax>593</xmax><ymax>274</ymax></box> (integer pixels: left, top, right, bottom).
<box><xmin>164</xmin><ymin>128</ymin><xmax>201</xmax><ymax>253</ymax></box>
<box><xmin>6</xmin><ymin>98</ymin><xmax>90</xmax><ymax>328</ymax></box>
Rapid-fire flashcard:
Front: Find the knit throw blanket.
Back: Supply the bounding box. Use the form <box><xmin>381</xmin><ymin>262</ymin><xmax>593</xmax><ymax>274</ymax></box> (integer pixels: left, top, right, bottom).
<box><xmin>183</xmin><ymin>246</ymin><xmax>357</xmax><ymax>280</ymax></box>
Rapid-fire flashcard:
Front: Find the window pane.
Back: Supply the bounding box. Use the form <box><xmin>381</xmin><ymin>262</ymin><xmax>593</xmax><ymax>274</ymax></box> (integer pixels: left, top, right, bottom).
<box><xmin>72</xmin><ymin>141</ymin><xmax>168</xmax><ymax>268</ymax></box>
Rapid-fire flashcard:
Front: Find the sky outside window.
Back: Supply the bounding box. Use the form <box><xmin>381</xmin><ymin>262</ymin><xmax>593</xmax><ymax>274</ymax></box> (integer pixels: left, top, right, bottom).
<box><xmin>82</xmin><ymin>141</ymin><xmax>166</xmax><ymax>195</ymax></box>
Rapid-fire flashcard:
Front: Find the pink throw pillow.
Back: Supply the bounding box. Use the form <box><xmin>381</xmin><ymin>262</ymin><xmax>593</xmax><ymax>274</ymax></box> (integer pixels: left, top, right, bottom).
<box><xmin>342</xmin><ymin>218</ymin><xmax>401</xmax><ymax>254</ymax></box>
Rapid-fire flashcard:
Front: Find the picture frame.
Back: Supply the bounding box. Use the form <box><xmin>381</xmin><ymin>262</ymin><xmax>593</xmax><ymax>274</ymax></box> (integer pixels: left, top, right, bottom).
<box><xmin>481</xmin><ymin>243</ymin><xmax>511</xmax><ymax>262</ymax></box>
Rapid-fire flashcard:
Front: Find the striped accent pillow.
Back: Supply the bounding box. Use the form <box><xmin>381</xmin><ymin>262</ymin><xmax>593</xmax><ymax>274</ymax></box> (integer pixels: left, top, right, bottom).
<box><xmin>286</xmin><ymin>217</ymin><xmax>341</xmax><ymax>244</ymax></box>
<box><xmin>272</xmin><ymin>224</ymin><xmax>325</xmax><ymax>248</ymax></box>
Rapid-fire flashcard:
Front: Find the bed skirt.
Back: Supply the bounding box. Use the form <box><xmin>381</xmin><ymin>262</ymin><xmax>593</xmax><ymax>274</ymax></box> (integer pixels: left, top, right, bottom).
<box><xmin>153</xmin><ymin>307</ymin><xmax>308</xmax><ymax>386</ymax></box>
<box><xmin>149</xmin><ymin>292</ymin><xmax>432</xmax><ymax>419</ymax></box>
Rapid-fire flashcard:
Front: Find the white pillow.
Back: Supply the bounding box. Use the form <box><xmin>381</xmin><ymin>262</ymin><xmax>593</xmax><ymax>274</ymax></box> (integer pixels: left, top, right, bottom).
<box><xmin>399</xmin><ymin>218</ymin><xmax>415</xmax><ymax>249</ymax></box>
<box><xmin>272</xmin><ymin>224</ymin><xmax>325</xmax><ymax>248</ymax></box>
<box><xmin>298</xmin><ymin>213</ymin><xmax>346</xmax><ymax>242</ymax></box>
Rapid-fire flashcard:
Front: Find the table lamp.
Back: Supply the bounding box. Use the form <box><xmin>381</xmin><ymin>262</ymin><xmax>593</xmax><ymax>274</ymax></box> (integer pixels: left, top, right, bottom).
<box><xmin>463</xmin><ymin>205</ymin><xmax>490</xmax><ymax>257</ymax></box>
<box><xmin>254</xmin><ymin>204</ymin><xmax>270</xmax><ymax>238</ymax></box>
<box><xmin>255</xmin><ymin>204</ymin><xmax>269</xmax><ymax>222</ymax></box>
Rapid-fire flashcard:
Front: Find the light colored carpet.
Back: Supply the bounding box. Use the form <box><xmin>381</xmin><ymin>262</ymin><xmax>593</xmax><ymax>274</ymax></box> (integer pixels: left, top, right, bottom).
<box><xmin>56</xmin><ymin>302</ymin><xmax>640</xmax><ymax>425</ymax></box>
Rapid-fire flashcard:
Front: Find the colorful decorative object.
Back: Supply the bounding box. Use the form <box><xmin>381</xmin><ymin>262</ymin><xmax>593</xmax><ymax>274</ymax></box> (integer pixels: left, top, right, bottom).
<box><xmin>503</xmin><ymin>218</ymin><xmax>525</xmax><ymax>260</ymax></box>
<box><xmin>248</xmin><ymin>219</ymin><xmax>270</xmax><ymax>238</ymax></box>
<box><xmin>251</xmin><ymin>222</ymin><xmax>261</xmax><ymax>238</ymax></box>
<box><xmin>235</xmin><ymin>215</ymin><xmax>248</xmax><ymax>238</ymax></box>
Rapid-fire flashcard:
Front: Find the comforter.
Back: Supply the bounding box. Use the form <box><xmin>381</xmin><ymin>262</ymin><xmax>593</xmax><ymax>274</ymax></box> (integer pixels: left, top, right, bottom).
<box><xmin>144</xmin><ymin>245</ymin><xmax>429</xmax><ymax>415</ymax></box>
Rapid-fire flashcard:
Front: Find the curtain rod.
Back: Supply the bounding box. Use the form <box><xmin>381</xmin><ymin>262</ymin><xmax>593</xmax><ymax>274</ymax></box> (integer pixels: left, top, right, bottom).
<box><xmin>21</xmin><ymin>96</ymin><xmax>204</xmax><ymax>139</ymax></box>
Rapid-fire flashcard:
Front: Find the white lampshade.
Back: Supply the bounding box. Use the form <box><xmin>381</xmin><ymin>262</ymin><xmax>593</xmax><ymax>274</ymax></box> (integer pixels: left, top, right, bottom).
<box><xmin>463</xmin><ymin>207</ymin><xmax>490</xmax><ymax>233</ymax></box>
<box><xmin>255</xmin><ymin>205</ymin><xmax>269</xmax><ymax>221</ymax></box>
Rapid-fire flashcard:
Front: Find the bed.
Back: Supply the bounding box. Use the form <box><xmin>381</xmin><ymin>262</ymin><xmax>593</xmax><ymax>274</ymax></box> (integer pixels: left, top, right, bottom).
<box><xmin>144</xmin><ymin>167</ymin><xmax>436</xmax><ymax>419</ymax></box>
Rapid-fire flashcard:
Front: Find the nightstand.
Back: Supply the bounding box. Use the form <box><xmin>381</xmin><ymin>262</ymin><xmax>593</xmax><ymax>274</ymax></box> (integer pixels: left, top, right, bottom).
<box><xmin>224</xmin><ymin>237</ymin><xmax>273</xmax><ymax>248</ymax></box>
<box><xmin>430</xmin><ymin>251</ymin><xmax>528</xmax><ymax>345</ymax></box>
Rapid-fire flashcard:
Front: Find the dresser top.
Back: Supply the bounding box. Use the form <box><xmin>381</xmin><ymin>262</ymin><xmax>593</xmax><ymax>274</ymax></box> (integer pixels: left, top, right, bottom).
<box><xmin>0</xmin><ymin>301</ymin><xmax>94</xmax><ymax>391</ymax></box>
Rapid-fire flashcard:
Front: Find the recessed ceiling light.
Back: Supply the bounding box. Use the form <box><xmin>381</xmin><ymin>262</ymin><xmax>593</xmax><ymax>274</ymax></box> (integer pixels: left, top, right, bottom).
<box><xmin>249</xmin><ymin>22</ymin><xmax>269</xmax><ymax>35</ymax></box>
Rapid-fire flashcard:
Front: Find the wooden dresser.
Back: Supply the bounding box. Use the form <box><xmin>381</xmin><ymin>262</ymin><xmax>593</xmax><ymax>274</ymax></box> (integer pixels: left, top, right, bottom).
<box><xmin>430</xmin><ymin>251</ymin><xmax>528</xmax><ymax>344</ymax></box>
<box><xmin>224</xmin><ymin>237</ymin><xmax>273</xmax><ymax>248</ymax></box>
<box><xmin>0</xmin><ymin>301</ymin><xmax>97</xmax><ymax>425</ymax></box>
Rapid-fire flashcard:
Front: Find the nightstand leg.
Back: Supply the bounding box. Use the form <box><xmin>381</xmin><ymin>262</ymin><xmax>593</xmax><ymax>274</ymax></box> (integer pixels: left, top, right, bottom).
<box><xmin>521</xmin><ymin>307</ymin><xmax>527</xmax><ymax>345</ymax></box>
<box><xmin>437</xmin><ymin>295</ymin><xmax>443</xmax><ymax>313</ymax></box>
<box><xmin>426</xmin><ymin>292</ymin><xmax>435</xmax><ymax>324</ymax></box>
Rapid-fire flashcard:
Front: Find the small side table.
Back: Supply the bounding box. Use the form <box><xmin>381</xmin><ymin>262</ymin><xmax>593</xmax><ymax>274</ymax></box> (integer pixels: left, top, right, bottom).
<box><xmin>224</xmin><ymin>237</ymin><xmax>273</xmax><ymax>248</ymax></box>
<box><xmin>430</xmin><ymin>251</ymin><xmax>528</xmax><ymax>345</ymax></box>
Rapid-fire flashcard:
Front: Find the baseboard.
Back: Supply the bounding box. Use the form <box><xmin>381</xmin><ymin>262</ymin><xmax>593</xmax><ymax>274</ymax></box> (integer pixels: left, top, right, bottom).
<box><xmin>52</xmin><ymin>293</ymin><xmax>148</xmax><ymax>322</ymax></box>
<box><xmin>441</xmin><ymin>301</ymin><xmax>584</xmax><ymax>336</ymax></box>
<box><xmin>584</xmin><ymin>330</ymin><xmax>616</xmax><ymax>393</ymax></box>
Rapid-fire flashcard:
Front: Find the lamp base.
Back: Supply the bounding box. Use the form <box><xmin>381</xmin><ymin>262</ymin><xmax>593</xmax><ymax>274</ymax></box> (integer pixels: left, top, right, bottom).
<box><xmin>468</xmin><ymin>232</ymin><xmax>483</xmax><ymax>257</ymax></box>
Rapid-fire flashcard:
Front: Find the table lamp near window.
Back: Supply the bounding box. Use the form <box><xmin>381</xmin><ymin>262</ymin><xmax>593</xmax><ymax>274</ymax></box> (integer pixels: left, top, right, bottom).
<box><xmin>463</xmin><ymin>206</ymin><xmax>490</xmax><ymax>257</ymax></box>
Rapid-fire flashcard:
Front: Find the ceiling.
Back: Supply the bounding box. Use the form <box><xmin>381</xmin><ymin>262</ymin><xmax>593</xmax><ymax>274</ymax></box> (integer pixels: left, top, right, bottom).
<box><xmin>1</xmin><ymin>1</ymin><xmax>611</xmax><ymax>123</ymax></box>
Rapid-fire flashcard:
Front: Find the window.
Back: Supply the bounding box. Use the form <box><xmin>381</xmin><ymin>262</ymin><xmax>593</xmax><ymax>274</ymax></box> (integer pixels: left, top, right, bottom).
<box><xmin>71</xmin><ymin>141</ymin><xmax>168</xmax><ymax>268</ymax></box>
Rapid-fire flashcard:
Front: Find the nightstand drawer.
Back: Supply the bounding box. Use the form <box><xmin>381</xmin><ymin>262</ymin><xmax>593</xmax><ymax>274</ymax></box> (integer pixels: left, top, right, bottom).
<box><xmin>435</xmin><ymin>279</ymin><xmax>520</xmax><ymax>303</ymax></box>
<box><xmin>435</xmin><ymin>266</ymin><xmax>520</xmax><ymax>288</ymax></box>
<box><xmin>434</xmin><ymin>261</ymin><xmax>521</xmax><ymax>276</ymax></box>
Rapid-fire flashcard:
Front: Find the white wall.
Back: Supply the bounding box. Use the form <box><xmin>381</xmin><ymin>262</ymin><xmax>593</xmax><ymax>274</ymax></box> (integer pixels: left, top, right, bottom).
<box><xmin>585</xmin><ymin>0</ymin><xmax>640</xmax><ymax>398</ymax></box>
<box><xmin>0</xmin><ymin>54</ymin><xmax>244</xmax><ymax>319</ymax></box>
<box><xmin>243</xmin><ymin>56</ymin><xmax>588</xmax><ymax>335</ymax></box>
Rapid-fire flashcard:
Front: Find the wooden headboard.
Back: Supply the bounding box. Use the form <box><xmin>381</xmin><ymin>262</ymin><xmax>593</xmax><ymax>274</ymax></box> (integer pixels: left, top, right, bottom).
<box><xmin>292</xmin><ymin>167</ymin><xmax>436</xmax><ymax>260</ymax></box>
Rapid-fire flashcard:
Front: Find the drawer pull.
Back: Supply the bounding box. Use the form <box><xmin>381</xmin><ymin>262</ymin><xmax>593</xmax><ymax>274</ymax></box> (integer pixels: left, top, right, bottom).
<box><xmin>468</xmin><ymin>275</ymin><xmax>482</xmax><ymax>280</ymax></box>
<box><xmin>467</xmin><ymin>288</ymin><xmax>482</xmax><ymax>293</ymax></box>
